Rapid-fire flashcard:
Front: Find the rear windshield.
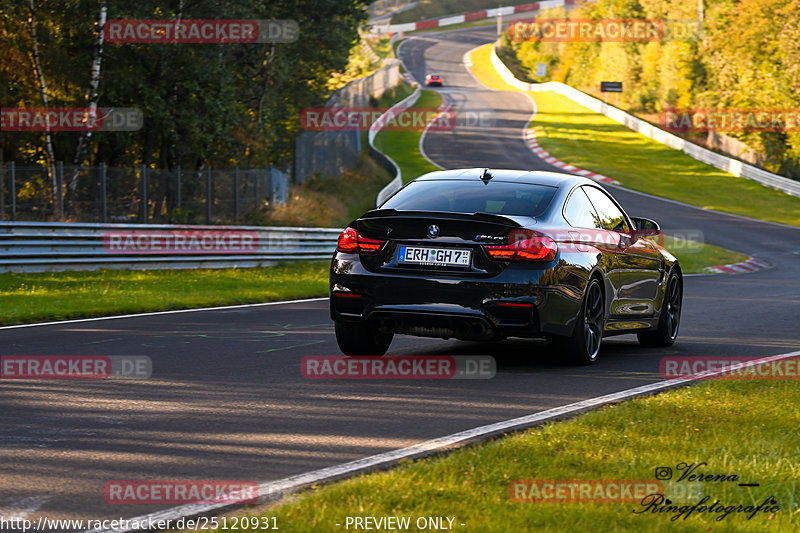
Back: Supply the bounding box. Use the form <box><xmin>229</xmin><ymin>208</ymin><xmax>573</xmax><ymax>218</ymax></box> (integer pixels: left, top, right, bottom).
<box><xmin>380</xmin><ymin>180</ymin><xmax>556</xmax><ymax>218</ymax></box>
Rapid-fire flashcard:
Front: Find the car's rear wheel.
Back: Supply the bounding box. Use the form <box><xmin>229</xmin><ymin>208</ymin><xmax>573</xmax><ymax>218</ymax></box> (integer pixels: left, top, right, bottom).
<box><xmin>552</xmin><ymin>277</ymin><xmax>604</xmax><ymax>365</ymax></box>
<box><xmin>638</xmin><ymin>270</ymin><xmax>682</xmax><ymax>347</ymax></box>
<box><xmin>334</xmin><ymin>321</ymin><xmax>393</xmax><ymax>356</ymax></box>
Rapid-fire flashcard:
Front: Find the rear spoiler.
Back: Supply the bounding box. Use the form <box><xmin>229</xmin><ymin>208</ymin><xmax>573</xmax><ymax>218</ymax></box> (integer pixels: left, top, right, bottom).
<box><xmin>362</xmin><ymin>209</ymin><xmax>533</xmax><ymax>227</ymax></box>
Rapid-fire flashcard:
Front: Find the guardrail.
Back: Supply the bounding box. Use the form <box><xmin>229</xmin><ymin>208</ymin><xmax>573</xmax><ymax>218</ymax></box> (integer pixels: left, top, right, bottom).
<box><xmin>489</xmin><ymin>44</ymin><xmax>800</xmax><ymax>198</ymax></box>
<box><xmin>371</xmin><ymin>0</ymin><xmax>575</xmax><ymax>33</ymax></box>
<box><xmin>370</xmin><ymin>85</ymin><xmax>420</xmax><ymax>206</ymax></box>
<box><xmin>0</xmin><ymin>221</ymin><xmax>341</xmax><ymax>273</ymax></box>
<box><xmin>370</xmin><ymin>40</ymin><xmax>421</xmax><ymax>207</ymax></box>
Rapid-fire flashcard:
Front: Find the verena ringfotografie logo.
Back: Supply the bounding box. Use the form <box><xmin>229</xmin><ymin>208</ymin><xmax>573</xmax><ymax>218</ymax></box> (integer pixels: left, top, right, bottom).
<box><xmin>660</xmin><ymin>356</ymin><xmax>800</xmax><ymax>380</ymax></box>
<box><xmin>301</xmin><ymin>355</ymin><xmax>496</xmax><ymax>379</ymax></box>
<box><xmin>103</xmin><ymin>230</ymin><xmax>259</xmax><ymax>254</ymax></box>
<box><xmin>104</xmin><ymin>19</ymin><xmax>298</xmax><ymax>43</ymax></box>
<box><xmin>510</xmin><ymin>479</ymin><xmax>663</xmax><ymax>503</ymax></box>
<box><xmin>1</xmin><ymin>356</ymin><xmax>152</xmax><ymax>379</ymax></box>
<box><xmin>660</xmin><ymin>109</ymin><xmax>800</xmax><ymax>133</ymax></box>
<box><xmin>104</xmin><ymin>480</ymin><xmax>258</xmax><ymax>504</ymax></box>
<box><xmin>301</xmin><ymin>108</ymin><xmax>456</xmax><ymax>132</ymax></box>
<box><xmin>1</xmin><ymin>107</ymin><xmax>143</xmax><ymax>131</ymax></box>
<box><xmin>508</xmin><ymin>18</ymin><xmax>703</xmax><ymax>43</ymax></box>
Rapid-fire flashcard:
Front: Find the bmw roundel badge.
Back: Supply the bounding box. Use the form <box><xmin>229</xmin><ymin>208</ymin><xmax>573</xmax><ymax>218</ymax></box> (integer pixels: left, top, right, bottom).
<box><xmin>428</xmin><ymin>224</ymin><xmax>440</xmax><ymax>238</ymax></box>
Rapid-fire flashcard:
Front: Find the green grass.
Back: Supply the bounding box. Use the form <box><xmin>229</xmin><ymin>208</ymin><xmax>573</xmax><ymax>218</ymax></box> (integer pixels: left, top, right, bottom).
<box><xmin>247</xmin><ymin>83</ymin><xmax>420</xmax><ymax>228</ymax></box>
<box><xmin>0</xmin><ymin>262</ymin><xmax>329</xmax><ymax>326</ymax></box>
<box><xmin>392</xmin><ymin>36</ymin><xmax>402</xmax><ymax>59</ymax></box>
<box><xmin>376</xmin><ymin>82</ymin><xmax>415</xmax><ymax>108</ymax></box>
<box><xmin>658</xmin><ymin>235</ymin><xmax>749</xmax><ymax>274</ymax></box>
<box><xmin>0</xmin><ymin>235</ymin><xmax>745</xmax><ymax>326</ymax></box>
<box><xmin>467</xmin><ymin>44</ymin><xmax>800</xmax><ymax>227</ymax></box>
<box><xmin>245</xmin><ymin>154</ymin><xmax>392</xmax><ymax>228</ymax></box>
<box><xmin>528</xmin><ymin>91</ymin><xmax>800</xmax><ymax>226</ymax></box>
<box><xmin>371</xmin><ymin>36</ymin><xmax>391</xmax><ymax>61</ymax></box>
<box><xmin>178</xmin><ymin>379</ymin><xmax>800</xmax><ymax>532</ymax></box>
<box><xmin>374</xmin><ymin>89</ymin><xmax>443</xmax><ymax>183</ymax></box>
<box><xmin>0</xmin><ymin>66</ymin><xmax>752</xmax><ymax>327</ymax></box>
<box><xmin>0</xmin><ymin>82</ymin><xmax>448</xmax><ymax>328</ymax></box>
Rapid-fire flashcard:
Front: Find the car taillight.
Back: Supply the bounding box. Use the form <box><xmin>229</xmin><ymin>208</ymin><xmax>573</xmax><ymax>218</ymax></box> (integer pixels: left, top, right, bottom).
<box><xmin>357</xmin><ymin>236</ymin><xmax>384</xmax><ymax>253</ymax></box>
<box><xmin>337</xmin><ymin>228</ymin><xmax>358</xmax><ymax>253</ymax></box>
<box><xmin>484</xmin><ymin>230</ymin><xmax>557</xmax><ymax>262</ymax></box>
<box><xmin>336</xmin><ymin>227</ymin><xmax>385</xmax><ymax>254</ymax></box>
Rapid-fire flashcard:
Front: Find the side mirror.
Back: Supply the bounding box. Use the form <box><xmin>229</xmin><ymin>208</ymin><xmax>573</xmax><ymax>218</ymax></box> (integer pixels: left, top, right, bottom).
<box><xmin>630</xmin><ymin>217</ymin><xmax>661</xmax><ymax>236</ymax></box>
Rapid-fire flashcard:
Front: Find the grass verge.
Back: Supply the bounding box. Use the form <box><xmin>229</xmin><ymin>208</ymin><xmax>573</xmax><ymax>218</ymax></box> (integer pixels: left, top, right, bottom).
<box><xmin>0</xmin><ymin>236</ymin><xmax>746</xmax><ymax>326</ymax></box>
<box><xmin>467</xmin><ymin>44</ymin><xmax>800</xmax><ymax>227</ymax></box>
<box><xmin>245</xmin><ymin>154</ymin><xmax>391</xmax><ymax>228</ymax></box>
<box><xmin>658</xmin><ymin>235</ymin><xmax>749</xmax><ymax>274</ymax></box>
<box><xmin>248</xmin><ymin>82</ymin><xmax>419</xmax><ymax>228</ymax></box>
<box><xmin>0</xmin><ymin>262</ymin><xmax>329</xmax><ymax>326</ymax></box>
<box><xmin>179</xmin><ymin>379</ymin><xmax>800</xmax><ymax>532</ymax></box>
<box><xmin>374</xmin><ymin>89</ymin><xmax>443</xmax><ymax>183</ymax></box>
<box><xmin>249</xmin><ymin>68</ymin><xmax>436</xmax><ymax>227</ymax></box>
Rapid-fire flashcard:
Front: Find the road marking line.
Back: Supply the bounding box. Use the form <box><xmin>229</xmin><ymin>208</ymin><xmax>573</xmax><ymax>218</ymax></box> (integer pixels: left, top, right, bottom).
<box><xmin>85</xmin><ymin>349</ymin><xmax>800</xmax><ymax>532</ymax></box>
<box><xmin>704</xmin><ymin>256</ymin><xmax>772</xmax><ymax>275</ymax></box>
<box><xmin>460</xmin><ymin>44</ymin><xmax>800</xmax><ymax>237</ymax></box>
<box><xmin>0</xmin><ymin>495</ymin><xmax>52</xmax><ymax>521</ymax></box>
<box><xmin>0</xmin><ymin>298</ymin><xmax>329</xmax><ymax>331</ymax></box>
<box><xmin>460</xmin><ymin>44</ymin><xmax>619</xmax><ymax>185</ymax></box>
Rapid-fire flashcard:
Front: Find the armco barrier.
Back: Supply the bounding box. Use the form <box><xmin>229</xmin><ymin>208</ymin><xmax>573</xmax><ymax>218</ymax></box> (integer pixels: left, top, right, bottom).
<box><xmin>371</xmin><ymin>42</ymin><xmax>422</xmax><ymax>207</ymax></box>
<box><xmin>488</xmin><ymin>44</ymin><xmax>800</xmax><ymax>198</ymax></box>
<box><xmin>371</xmin><ymin>0</ymin><xmax>575</xmax><ymax>33</ymax></box>
<box><xmin>0</xmin><ymin>222</ymin><xmax>341</xmax><ymax>273</ymax></box>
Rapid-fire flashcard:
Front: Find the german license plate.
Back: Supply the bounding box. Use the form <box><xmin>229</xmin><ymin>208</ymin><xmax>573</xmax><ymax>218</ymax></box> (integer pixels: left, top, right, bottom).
<box><xmin>398</xmin><ymin>246</ymin><xmax>471</xmax><ymax>267</ymax></box>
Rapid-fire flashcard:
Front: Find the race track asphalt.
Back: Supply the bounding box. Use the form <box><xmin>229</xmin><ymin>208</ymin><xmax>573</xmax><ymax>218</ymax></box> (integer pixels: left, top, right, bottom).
<box><xmin>1</xmin><ymin>26</ymin><xmax>798</xmax><ymax>530</ymax></box>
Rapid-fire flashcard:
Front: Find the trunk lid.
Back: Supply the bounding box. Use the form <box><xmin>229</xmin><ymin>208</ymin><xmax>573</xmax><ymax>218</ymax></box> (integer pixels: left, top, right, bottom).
<box><xmin>355</xmin><ymin>210</ymin><xmax>535</xmax><ymax>276</ymax></box>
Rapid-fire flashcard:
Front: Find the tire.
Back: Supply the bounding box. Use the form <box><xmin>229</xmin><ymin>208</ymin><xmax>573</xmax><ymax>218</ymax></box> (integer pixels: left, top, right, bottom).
<box><xmin>553</xmin><ymin>277</ymin><xmax>604</xmax><ymax>366</ymax></box>
<box><xmin>638</xmin><ymin>270</ymin><xmax>682</xmax><ymax>347</ymax></box>
<box><xmin>334</xmin><ymin>321</ymin><xmax>393</xmax><ymax>356</ymax></box>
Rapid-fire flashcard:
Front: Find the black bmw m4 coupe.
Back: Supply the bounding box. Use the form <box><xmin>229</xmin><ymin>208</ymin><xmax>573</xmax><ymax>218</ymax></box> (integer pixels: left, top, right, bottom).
<box><xmin>329</xmin><ymin>168</ymin><xmax>682</xmax><ymax>365</ymax></box>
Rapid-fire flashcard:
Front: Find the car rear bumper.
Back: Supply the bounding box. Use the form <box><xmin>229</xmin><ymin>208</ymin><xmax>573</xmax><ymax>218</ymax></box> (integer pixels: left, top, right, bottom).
<box><xmin>330</xmin><ymin>256</ymin><xmax>585</xmax><ymax>340</ymax></box>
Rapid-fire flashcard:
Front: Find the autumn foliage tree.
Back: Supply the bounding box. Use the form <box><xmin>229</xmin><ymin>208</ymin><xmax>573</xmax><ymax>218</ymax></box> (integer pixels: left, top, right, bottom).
<box><xmin>500</xmin><ymin>0</ymin><xmax>800</xmax><ymax>179</ymax></box>
<box><xmin>0</xmin><ymin>0</ymin><xmax>371</xmax><ymax>216</ymax></box>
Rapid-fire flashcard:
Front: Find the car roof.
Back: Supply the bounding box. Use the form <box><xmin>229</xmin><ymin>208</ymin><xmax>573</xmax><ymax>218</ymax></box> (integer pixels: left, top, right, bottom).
<box><xmin>412</xmin><ymin>168</ymin><xmax>598</xmax><ymax>189</ymax></box>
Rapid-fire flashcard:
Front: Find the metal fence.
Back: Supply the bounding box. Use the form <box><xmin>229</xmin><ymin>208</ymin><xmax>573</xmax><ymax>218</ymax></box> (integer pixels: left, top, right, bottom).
<box><xmin>294</xmin><ymin>60</ymin><xmax>402</xmax><ymax>183</ymax></box>
<box><xmin>294</xmin><ymin>131</ymin><xmax>361</xmax><ymax>184</ymax></box>
<box><xmin>0</xmin><ymin>221</ymin><xmax>340</xmax><ymax>273</ymax></box>
<box><xmin>326</xmin><ymin>60</ymin><xmax>401</xmax><ymax>108</ymax></box>
<box><xmin>0</xmin><ymin>163</ymin><xmax>288</xmax><ymax>224</ymax></box>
